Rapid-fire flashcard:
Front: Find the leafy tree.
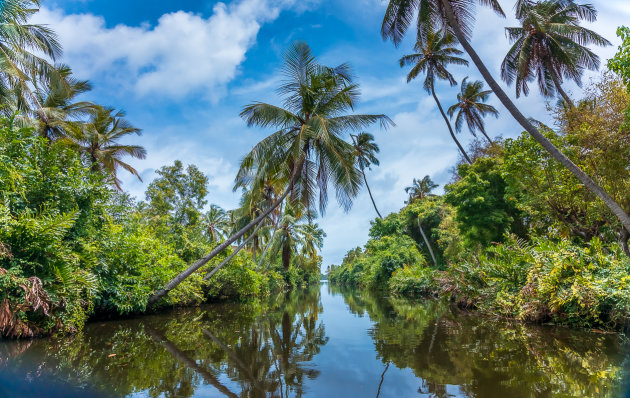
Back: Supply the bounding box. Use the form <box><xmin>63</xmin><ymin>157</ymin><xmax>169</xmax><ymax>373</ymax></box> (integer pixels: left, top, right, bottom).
<box><xmin>399</xmin><ymin>30</ymin><xmax>471</xmax><ymax>163</ymax></box>
<box><xmin>381</xmin><ymin>0</ymin><xmax>630</xmax><ymax>236</ymax></box>
<box><xmin>405</xmin><ymin>175</ymin><xmax>438</xmax><ymax>203</ymax></box>
<box><xmin>447</xmin><ymin>77</ymin><xmax>498</xmax><ymax>144</ymax></box>
<box><xmin>148</xmin><ymin>42</ymin><xmax>392</xmax><ymax>304</ymax></box>
<box><xmin>445</xmin><ymin>157</ymin><xmax>523</xmax><ymax>247</ymax></box>
<box><xmin>203</xmin><ymin>204</ymin><xmax>229</xmax><ymax>243</ymax></box>
<box><xmin>502</xmin><ymin>0</ymin><xmax>610</xmax><ymax>107</ymax></box>
<box><xmin>351</xmin><ymin>132</ymin><xmax>383</xmax><ymax>219</ymax></box>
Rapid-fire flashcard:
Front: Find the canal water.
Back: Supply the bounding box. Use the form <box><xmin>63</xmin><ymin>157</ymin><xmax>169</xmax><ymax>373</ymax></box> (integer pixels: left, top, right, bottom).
<box><xmin>1</xmin><ymin>283</ymin><xmax>629</xmax><ymax>397</ymax></box>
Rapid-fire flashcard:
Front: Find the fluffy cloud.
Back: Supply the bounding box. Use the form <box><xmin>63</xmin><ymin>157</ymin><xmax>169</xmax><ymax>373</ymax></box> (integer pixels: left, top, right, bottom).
<box><xmin>32</xmin><ymin>0</ymin><xmax>307</xmax><ymax>99</ymax></box>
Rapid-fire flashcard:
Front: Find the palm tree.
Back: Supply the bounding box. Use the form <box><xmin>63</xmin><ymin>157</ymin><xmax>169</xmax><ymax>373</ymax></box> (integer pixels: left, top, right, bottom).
<box><xmin>0</xmin><ymin>0</ymin><xmax>61</xmax><ymax>110</ymax></box>
<box><xmin>447</xmin><ymin>77</ymin><xmax>498</xmax><ymax>144</ymax></box>
<box><xmin>351</xmin><ymin>132</ymin><xmax>383</xmax><ymax>219</ymax></box>
<box><xmin>502</xmin><ymin>0</ymin><xmax>610</xmax><ymax>108</ymax></box>
<box><xmin>399</xmin><ymin>30</ymin><xmax>472</xmax><ymax>164</ymax></box>
<box><xmin>381</xmin><ymin>0</ymin><xmax>630</xmax><ymax>235</ymax></box>
<box><xmin>65</xmin><ymin>106</ymin><xmax>146</xmax><ymax>189</ymax></box>
<box><xmin>30</xmin><ymin>65</ymin><xmax>94</xmax><ymax>141</ymax></box>
<box><xmin>148</xmin><ymin>42</ymin><xmax>393</xmax><ymax>305</ymax></box>
<box><xmin>204</xmin><ymin>204</ymin><xmax>229</xmax><ymax>243</ymax></box>
<box><xmin>405</xmin><ymin>175</ymin><xmax>439</xmax><ymax>267</ymax></box>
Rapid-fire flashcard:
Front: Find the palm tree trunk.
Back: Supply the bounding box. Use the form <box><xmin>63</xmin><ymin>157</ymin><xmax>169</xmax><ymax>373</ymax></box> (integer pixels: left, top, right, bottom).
<box><xmin>479</xmin><ymin>126</ymin><xmax>494</xmax><ymax>145</ymax></box>
<box><xmin>551</xmin><ymin>72</ymin><xmax>575</xmax><ymax>109</ymax></box>
<box><xmin>430</xmin><ymin>83</ymin><xmax>472</xmax><ymax>164</ymax></box>
<box><xmin>418</xmin><ymin>218</ymin><xmax>438</xmax><ymax>267</ymax></box>
<box><xmin>439</xmin><ymin>0</ymin><xmax>630</xmax><ymax>235</ymax></box>
<box><xmin>203</xmin><ymin>222</ymin><xmax>265</xmax><ymax>281</ymax></box>
<box><xmin>362</xmin><ymin>167</ymin><xmax>383</xmax><ymax>219</ymax></box>
<box><xmin>148</xmin><ymin>185</ymin><xmax>292</xmax><ymax>306</ymax></box>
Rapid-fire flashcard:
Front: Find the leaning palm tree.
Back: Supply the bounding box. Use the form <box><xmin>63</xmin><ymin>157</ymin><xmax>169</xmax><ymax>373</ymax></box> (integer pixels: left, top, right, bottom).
<box><xmin>0</xmin><ymin>0</ymin><xmax>61</xmax><ymax>111</ymax></box>
<box><xmin>381</xmin><ymin>0</ymin><xmax>630</xmax><ymax>234</ymax></box>
<box><xmin>502</xmin><ymin>0</ymin><xmax>610</xmax><ymax>108</ymax></box>
<box><xmin>399</xmin><ymin>30</ymin><xmax>472</xmax><ymax>164</ymax></box>
<box><xmin>65</xmin><ymin>106</ymin><xmax>146</xmax><ymax>189</ymax></box>
<box><xmin>447</xmin><ymin>77</ymin><xmax>498</xmax><ymax>144</ymax></box>
<box><xmin>351</xmin><ymin>132</ymin><xmax>383</xmax><ymax>219</ymax></box>
<box><xmin>148</xmin><ymin>42</ymin><xmax>393</xmax><ymax>305</ymax></box>
<box><xmin>405</xmin><ymin>175</ymin><xmax>439</xmax><ymax>267</ymax></box>
<box><xmin>30</xmin><ymin>65</ymin><xmax>94</xmax><ymax>141</ymax></box>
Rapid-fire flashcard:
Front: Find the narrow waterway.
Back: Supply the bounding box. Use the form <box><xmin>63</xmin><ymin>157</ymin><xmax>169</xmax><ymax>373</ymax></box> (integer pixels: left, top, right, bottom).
<box><xmin>1</xmin><ymin>283</ymin><xmax>629</xmax><ymax>397</ymax></box>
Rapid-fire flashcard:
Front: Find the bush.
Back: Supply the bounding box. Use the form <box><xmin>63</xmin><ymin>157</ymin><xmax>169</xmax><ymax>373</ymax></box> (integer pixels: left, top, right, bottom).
<box><xmin>388</xmin><ymin>265</ymin><xmax>436</xmax><ymax>297</ymax></box>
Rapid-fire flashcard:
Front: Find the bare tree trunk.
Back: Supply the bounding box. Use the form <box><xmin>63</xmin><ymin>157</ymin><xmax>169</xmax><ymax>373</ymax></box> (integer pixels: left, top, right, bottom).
<box><xmin>551</xmin><ymin>72</ymin><xmax>575</xmax><ymax>109</ymax></box>
<box><xmin>418</xmin><ymin>218</ymin><xmax>438</xmax><ymax>267</ymax></box>
<box><xmin>479</xmin><ymin>126</ymin><xmax>493</xmax><ymax>145</ymax></box>
<box><xmin>362</xmin><ymin>167</ymin><xmax>383</xmax><ymax>219</ymax></box>
<box><xmin>147</xmin><ymin>187</ymin><xmax>291</xmax><ymax>306</ymax></box>
<box><xmin>621</xmin><ymin>229</ymin><xmax>630</xmax><ymax>257</ymax></box>
<box><xmin>440</xmin><ymin>0</ymin><xmax>630</xmax><ymax>235</ymax></box>
<box><xmin>203</xmin><ymin>221</ymin><xmax>266</xmax><ymax>281</ymax></box>
<box><xmin>430</xmin><ymin>83</ymin><xmax>472</xmax><ymax>164</ymax></box>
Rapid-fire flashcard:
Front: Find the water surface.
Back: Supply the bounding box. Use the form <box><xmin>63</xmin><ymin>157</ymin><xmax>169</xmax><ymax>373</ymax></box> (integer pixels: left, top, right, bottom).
<box><xmin>1</xmin><ymin>283</ymin><xmax>629</xmax><ymax>397</ymax></box>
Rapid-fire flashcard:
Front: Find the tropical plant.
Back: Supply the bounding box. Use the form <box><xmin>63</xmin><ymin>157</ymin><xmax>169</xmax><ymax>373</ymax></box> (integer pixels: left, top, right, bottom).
<box><xmin>381</xmin><ymin>0</ymin><xmax>630</xmax><ymax>236</ymax></box>
<box><xmin>30</xmin><ymin>65</ymin><xmax>93</xmax><ymax>141</ymax></box>
<box><xmin>351</xmin><ymin>132</ymin><xmax>383</xmax><ymax>219</ymax></box>
<box><xmin>399</xmin><ymin>30</ymin><xmax>471</xmax><ymax>163</ymax></box>
<box><xmin>0</xmin><ymin>0</ymin><xmax>61</xmax><ymax>110</ymax></box>
<box><xmin>204</xmin><ymin>204</ymin><xmax>229</xmax><ymax>243</ymax></box>
<box><xmin>65</xmin><ymin>106</ymin><xmax>146</xmax><ymax>189</ymax></box>
<box><xmin>405</xmin><ymin>175</ymin><xmax>438</xmax><ymax>203</ymax></box>
<box><xmin>447</xmin><ymin>77</ymin><xmax>498</xmax><ymax>143</ymax></box>
<box><xmin>147</xmin><ymin>41</ymin><xmax>392</xmax><ymax>305</ymax></box>
<box><xmin>502</xmin><ymin>0</ymin><xmax>610</xmax><ymax>108</ymax></box>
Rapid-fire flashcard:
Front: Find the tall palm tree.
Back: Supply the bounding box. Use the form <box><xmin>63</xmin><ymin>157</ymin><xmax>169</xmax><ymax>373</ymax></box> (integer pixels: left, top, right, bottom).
<box><xmin>30</xmin><ymin>65</ymin><xmax>94</xmax><ymax>141</ymax></box>
<box><xmin>0</xmin><ymin>0</ymin><xmax>61</xmax><ymax>110</ymax></box>
<box><xmin>148</xmin><ymin>42</ymin><xmax>393</xmax><ymax>305</ymax></box>
<box><xmin>351</xmin><ymin>132</ymin><xmax>383</xmax><ymax>219</ymax></box>
<box><xmin>447</xmin><ymin>77</ymin><xmax>498</xmax><ymax>144</ymax></box>
<box><xmin>65</xmin><ymin>106</ymin><xmax>146</xmax><ymax>189</ymax></box>
<box><xmin>502</xmin><ymin>0</ymin><xmax>611</xmax><ymax>108</ymax></box>
<box><xmin>405</xmin><ymin>175</ymin><xmax>439</xmax><ymax>267</ymax></box>
<box><xmin>399</xmin><ymin>31</ymin><xmax>472</xmax><ymax>164</ymax></box>
<box><xmin>204</xmin><ymin>204</ymin><xmax>229</xmax><ymax>243</ymax></box>
<box><xmin>381</xmin><ymin>0</ymin><xmax>630</xmax><ymax>235</ymax></box>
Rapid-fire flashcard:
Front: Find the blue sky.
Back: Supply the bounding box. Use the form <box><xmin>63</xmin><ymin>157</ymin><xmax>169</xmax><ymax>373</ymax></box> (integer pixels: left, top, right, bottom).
<box><xmin>34</xmin><ymin>0</ymin><xmax>630</xmax><ymax>266</ymax></box>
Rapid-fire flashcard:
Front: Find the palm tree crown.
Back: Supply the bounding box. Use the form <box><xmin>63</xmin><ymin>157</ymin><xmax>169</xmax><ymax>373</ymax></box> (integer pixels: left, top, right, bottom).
<box><xmin>405</xmin><ymin>175</ymin><xmax>439</xmax><ymax>203</ymax></box>
<box><xmin>501</xmin><ymin>0</ymin><xmax>611</xmax><ymax>104</ymax></box>
<box><xmin>351</xmin><ymin>132</ymin><xmax>383</xmax><ymax>219</ymax></box>
<box><xmin>382</xmin><ymin>0</ymin><xmax>504</xmax><ymax>45</ymax></box>
<box><xmin>447</xmin><ymin>77</ymin><xmax>498</xmax><ymax>143</ymax></box>
<box><xmin>66</xmin><ymin>106</ymin><xmax>146</xmax><ymax>189</ymax></box>
<box><xmin>238</xmin><ymin>42</ymin><xmax>393</xmax><ymax>215</ymax></box>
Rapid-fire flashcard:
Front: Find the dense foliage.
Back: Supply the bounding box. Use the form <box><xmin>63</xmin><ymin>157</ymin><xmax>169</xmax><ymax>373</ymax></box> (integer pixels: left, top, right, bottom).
<box><xmin>330</xmin><ymin>73</ymin><xmax>630</xmax><ymax>330</ymax></box>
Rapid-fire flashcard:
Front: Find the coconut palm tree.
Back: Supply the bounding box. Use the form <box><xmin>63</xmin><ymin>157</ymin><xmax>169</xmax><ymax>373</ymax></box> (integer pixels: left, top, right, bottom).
<box><xmin>65</xmin><ymin>106</ymin><xmax>146</xmax><ymax>189</ymax></box>
<box><xmin>405</xmin><ymin>175</ymin><xmax>439</xmax><ymax>267</ymax></box>
<box><xmin>0</xmin><ymin>0</ymin><xmax>61</xmax><ymax>110</ymax></box>
<box><xmin>148</xmin><ymin>42</ymin><xmax>393</xmax><ymax>305</ymax></box>
<box><xmin>204</xmin><ymin>204</ymin><xmax>229</xmax><ymax>243</ymax></box>
<box><xmin>351</xmin><ymin>132</ymin><xmax>383</xmax><ymax>219</ymax></box>
<box><xmin>381</xmin><ymin>0</ymin><xmax>630</xmax><ymax>235</ymax></box>
<box><xmin>30</xmin><ymin>65</ymin><xmax>94</xmax><ymax>141</ymax></box>
<box><xmin>399</xmin><ymin>31</ymin><xmax>472</xmax><ymax>164</ymax></box>
<box><xmin>447</xmin><ymin>77</ymin><xmax>498</xmax><ymax>144</ymax></box>
<box><xmin>502</xmin><ymin>0</ymin><xmax>611</xmax><ymax>108</ymax></box>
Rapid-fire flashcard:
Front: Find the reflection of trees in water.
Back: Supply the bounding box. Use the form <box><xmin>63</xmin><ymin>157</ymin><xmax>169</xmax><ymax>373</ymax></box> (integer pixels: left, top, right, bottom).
<box><xmin>329</xmin><ymin>284</ymin><xmax>629</xmax><ymax>398</ymax></box>
<box><xmin>0</xmin><ymin>285</ymin><xmax>328</xmax><ymax>398</ymax></box>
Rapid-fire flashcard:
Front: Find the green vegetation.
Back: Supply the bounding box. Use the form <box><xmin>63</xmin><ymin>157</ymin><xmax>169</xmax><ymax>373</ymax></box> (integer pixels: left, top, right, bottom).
<box><xmin>330</xmin><ymin>72</ymin><xmax>630</xmax><ymax>330</ymax></box>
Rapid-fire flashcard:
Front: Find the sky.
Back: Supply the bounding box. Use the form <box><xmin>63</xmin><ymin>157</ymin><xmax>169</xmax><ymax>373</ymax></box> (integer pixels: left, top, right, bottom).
<box><xmin>33</xmin><ymin>0</ymin><xmax>630</xmax><ymax>267</ymax></box>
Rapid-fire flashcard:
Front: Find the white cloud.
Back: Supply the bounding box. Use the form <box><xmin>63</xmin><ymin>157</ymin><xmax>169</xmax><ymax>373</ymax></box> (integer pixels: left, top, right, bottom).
<box><xmin>32</xmin><ymin>0</ymin><xmax>310</xmax><ymax>99</ymax></box>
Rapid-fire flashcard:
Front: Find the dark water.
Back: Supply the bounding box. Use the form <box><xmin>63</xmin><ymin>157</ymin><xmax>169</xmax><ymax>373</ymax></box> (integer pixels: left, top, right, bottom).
<box><xmin>1</xmin><ymin>283</ymin><xmax>630</xmax><ymax>398</ymax></box>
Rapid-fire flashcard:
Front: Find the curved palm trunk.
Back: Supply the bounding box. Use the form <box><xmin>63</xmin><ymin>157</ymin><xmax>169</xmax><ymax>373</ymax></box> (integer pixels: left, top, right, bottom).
<box><xmin>203</xmin><ymin>222</ymin><xmax>265</xmax><ymax>281</ymax></box>
<box><xmin>551</xmin><ymin>72</ymin><xmax>575</xmax><ymax>109</ymax></box>
<box><xmin>430</xmin><ymin>83</ymin><xmax>472</xmax><ymax>164</ymax></box>
<box><xmin>362</xmin><ymin>167</ymin><xmax>383</xmax><ymax>219</ymax></box>
<box><xmin>439</xmin><ymin>0</ymin><xmax>630</xmax><ymax>235</ymax></box>
<box><xmin>418</xmin><ymin>218</ymin><xmax>438</xmax><ymax>267</ymax></box>
<box><xmin>148</xmin><ymin>186</ymin><xmax>292</xmax><ymax>306</ymax></box>
<box><xmin>479</xmin><ymin>126</ymin><xmax>494</xmax><ymax>145</ymax></box>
